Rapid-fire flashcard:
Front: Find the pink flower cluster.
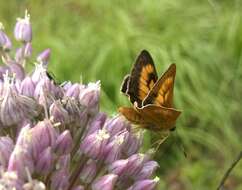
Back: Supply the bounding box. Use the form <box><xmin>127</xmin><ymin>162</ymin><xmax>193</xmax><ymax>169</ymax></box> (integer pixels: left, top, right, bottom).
<box><xmin>0</xmin><ymin>11</ymin><xmax>159</xmax><ymax>190</ymax></box>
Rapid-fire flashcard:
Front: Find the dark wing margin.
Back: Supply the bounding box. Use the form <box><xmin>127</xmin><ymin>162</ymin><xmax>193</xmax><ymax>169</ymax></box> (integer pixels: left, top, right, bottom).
<box><xmin>126</xmin><ymin>50</ymin><xmax>158</xmax><ymax>107</ymax></box>
<box><xmin>120</xmin><ymin>75</ymin><xmax>130</xmax><ymax>95</ymax></box>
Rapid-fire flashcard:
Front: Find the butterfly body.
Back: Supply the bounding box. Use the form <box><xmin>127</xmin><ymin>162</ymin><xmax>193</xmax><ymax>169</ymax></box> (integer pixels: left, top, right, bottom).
<box><xmin>119</xmin><ymin>50</ymin><xmax>181</xmax><ymax>132</ymax></box>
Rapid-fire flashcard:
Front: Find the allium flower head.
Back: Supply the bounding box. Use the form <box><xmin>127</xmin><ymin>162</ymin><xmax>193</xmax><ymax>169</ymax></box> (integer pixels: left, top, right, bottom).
<box><xmin>14</xmin><ymin>10</ymin><xmax>32</xmax><ymax>42</ymax></box>
<box><xmin>0</xmin><ymin>12</ymin><xmax>160</xmax><ymax>190</ymax></box>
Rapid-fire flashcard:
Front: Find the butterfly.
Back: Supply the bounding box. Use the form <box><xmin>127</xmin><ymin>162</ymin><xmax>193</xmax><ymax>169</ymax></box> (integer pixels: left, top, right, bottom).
<box><xmin>118</xmin><ymin>50</ymin><xmax>181</xmax><ymax>134</ymax></box>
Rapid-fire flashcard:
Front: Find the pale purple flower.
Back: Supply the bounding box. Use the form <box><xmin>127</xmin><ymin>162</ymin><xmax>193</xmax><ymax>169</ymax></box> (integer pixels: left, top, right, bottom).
<box><xmin>49</xmin><ymin>100</ymin><xmax>69</xmax><ymax>125</ymax></box>
<box><xmin>23</xmin><ymin>42</ymin><xmax>32</xmax><ymax>58</ymax></box>
<box><xmin>0</xmin><ymin>136</ymin><xmax>14</xmax><ymax>168</ymax></box>
<box><xmin>127</xmin><ymin>177</ymin><xmax>159</xmax><ymax>190</ymax></box>
<box><xmin>80</xmin><ymin>128</ymin><xmax>110</xmax><ymax>160</ymax></box>
<box><xmin>20</xmin><ymin>77</ymin><xmax>35</xmax><ymax>97</ymax></box>
<box><xmin>0</xmin><ymin>23</ymin><xmax>12</xmax><ymax>50</ymax></box>
<box><xmin>92</xmin><ymin>174</ymin><xmax>118</xmax><ymax>190</ymax></box>
<box><xmin>14</xmin><ymin>11</ymin><xmax>32</xmax><ymax>42</ymax></box>
<box><xmin>35</xmin><ymin>147</ymin><xmax>53</xmax><ymax>174</ymax></box>
<box><xmin>54</xmin><ymin>130</ymin><xmax>73</xmax><ymax>155</ymax></box>
<box><xmin>79</xmin><ymin>159</ymin><xmax>97</xmax><ymax>183</ymax></box>
<box><xmin>37</xmin><ymin>48</ymin><xmax>51</xmax><ymax>65</ymax></box>
<box><xmin>108</xmin><ymin>159</ymin><xmax>129</xmax><ymax>176</ymax></box>
<box><xmin>79</xmin><ymin>81</ymin><xmax>100</xmax><ymax>115</ymax></box>
<box><xmin>8</xmin><ymin>61</ymin><xmax>25</xmax><ymax>80</ymax></box>
<box><xmin>51</xmin><ymin>169</ymin><xmax>69</xmax><ymax>190</ymax></box>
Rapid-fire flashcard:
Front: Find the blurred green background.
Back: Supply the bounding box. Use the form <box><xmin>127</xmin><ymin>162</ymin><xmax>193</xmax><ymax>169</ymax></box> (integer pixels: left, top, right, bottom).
<box><xmin>1</xmin><ymin>0</ymin><xmax>242</xmax><ymax>189</ymax></box>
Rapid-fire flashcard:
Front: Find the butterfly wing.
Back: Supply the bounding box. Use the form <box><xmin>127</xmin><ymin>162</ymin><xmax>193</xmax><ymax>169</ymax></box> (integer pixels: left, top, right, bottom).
<box><xmin>134</xmin><ymin>103</ymin><xmax>181</xmax><ymax>131</ymax></box>
<box><xmin>142</xmin><ymin>64</ymin><xmax>176</xmax><ymax>108</ymax></box>
<box><xmin>120</xmin><ymin>75</ymin><xmax>130</xmax><ymax>95</ymax></box>
<box><xmin>118</xmin><ymin>106</ymin><xmax>148</xmax><ymax>125</ymax></box>
<box><xmin>125</xmin><ymin>50</ymin><xmax>158</xmax><ymax>107</ymax></box>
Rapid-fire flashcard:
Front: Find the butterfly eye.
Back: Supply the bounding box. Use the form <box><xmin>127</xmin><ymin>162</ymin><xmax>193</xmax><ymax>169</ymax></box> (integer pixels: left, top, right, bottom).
<box><xmin>170</xmin><ymin>126</ymin><xmax>176</xmax><ymax>131</ymax></box>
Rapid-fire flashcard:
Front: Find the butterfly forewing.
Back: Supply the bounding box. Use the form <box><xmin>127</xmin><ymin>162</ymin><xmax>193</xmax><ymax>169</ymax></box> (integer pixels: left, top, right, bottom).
<box><xmin>142</xmin><ymin>64</ymin><xmax>176</xmax><ymax>108</ymax></box>
<box><xmin>126</xmin><ymin>50</ymin><xmax>158</xmax><ymax>107</ymax></box>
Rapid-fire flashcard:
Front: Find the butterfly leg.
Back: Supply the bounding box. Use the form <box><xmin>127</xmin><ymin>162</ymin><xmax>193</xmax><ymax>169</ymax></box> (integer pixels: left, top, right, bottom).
<box><xmin>151</xmin><ymin>131</ymin><xmax>170</xmax><ymax>153</ymax></box>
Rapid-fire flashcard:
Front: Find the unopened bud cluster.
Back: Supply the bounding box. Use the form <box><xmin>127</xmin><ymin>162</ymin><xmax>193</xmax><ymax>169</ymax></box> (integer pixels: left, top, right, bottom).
<box><xmin>0</xmin><ymin>12</ymin><xmax>159</xmax><ymax>190</ymax></box>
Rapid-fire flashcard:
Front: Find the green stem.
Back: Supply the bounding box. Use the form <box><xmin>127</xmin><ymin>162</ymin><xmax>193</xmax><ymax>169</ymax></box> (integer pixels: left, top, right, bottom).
<box><xmin>217</xmin><ymin>151</ymin><xmax>242</xmax><ymax>190</ymax></box>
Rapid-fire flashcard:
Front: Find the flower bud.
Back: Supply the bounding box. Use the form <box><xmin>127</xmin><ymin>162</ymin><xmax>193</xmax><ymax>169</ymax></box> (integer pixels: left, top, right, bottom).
<box><xmin>20</xmin><ymin>77</ymin><xmax>35</xmax><ymax>97</ymax></box>
<box><xmin>30</xmin><ymin>120</ymin><xmax>58</xmax><ymax>160</ymax></box>
<box><xmin>8</xmin><ymin>61</ymin><xmax>25</xmax><ymax>80</ymax></box>
<box><xmin>104</xmin><ymin>131</ymin><xmax>128</xmax><ymax>164</ymax></box>
<box><xmin>4</xmin><ymin>34</ymin><xmax>12</xmax><ymax>51</ymax></box>
<box><xmin>36</xmin><ymin>147</ymin><xmax>53</xmax><ymax>174</ymax></box>
<box><xmin>37</xmin><ymin>49</ymin><xmax>51</xmax><ymax>65</ymax></box>
<box><xmin>108</xmin><ymin>159</ymin><xmax>129</xmax><ymax>176</ymax></box>
<box><xmin>15</xmin><ymin>124</ymin><xmax>32</xmax><ymax>151</ymax></box>
<box><xmin>125</xmin><ymin>131</ymin><xmax>143</xmax><ymax>156</ymax></box>
<box><xmin>79</xmin><ymin>81</ymin><xmax>100</xmax><ymax>115</ymax></box>
<box><xmin>86</xmin><ymin>112</ymin><xmax>107</xmax><ymax>136</ymax></box>
<box><xmin>0</xmin><ymin>24</ymin><xmax>12</xmax><ymax>50</ymax></box>
<box><xmin>49</xmin><ymin>101</ymin><xmax>69</xmax><ymax>125</ymax></box>
<box><xmin>0</xmin><ymin>136</ymin><xmax>14</xmax><ymax>168</ymax></box>
<box><xmin>79</xmin><ymin>159</ymin><xmax>97</xmax><ymax>183</ymax></box>
<box><xmin>31</xmin><ymin>63</ymin><xmax>48</xmax><ymax>84</ymax></box>
<box><xmin>23</xmin><ymin>180</ymin><xmax>46</xmax><ymax>190</ymax></box>
<box><xmin>135</xmin><ymin>161</ymin><xmax>159</xmax><ymax>180</ymax></box>
<box><xmin>14</xmin><ymin>11</ymin><xmax>32</xmax><ymax>42</ymax></box>
<box><xmin>54</xmin><ymin>130</ymin><xmax>73</xmax><ymax>155</ymax></box>
<box><xmin>126</xmin><ymin>154</ymin><xmax>146</xmax><ymax>176</ymax></box>
<box><xmin>51</xmin><ymin>169</ymin><xmax>69</xmax><ymax>190</ymax></box>
<box><xmin>15</xmin><ymin>43</ymin><xmax>32</xmax><ymax>62</ymax></box>
<box><xmin>34</xmin><ymin>77</ymin><xmax>56</xmax><ymax>99</ymax></box>
<box><xmin>80</xmin><ymin>129</ymin><xmax>110</xmax><ymax>160</ymax></box>
<box><xmin>65</xmin><ymin>83</ymin><xmax>81</xmax><ymax>99</ymax></box>
<box><xmin>127</xmin><ymin>177</ymin><xmax>159</xmax><ymax>190</ymax></box>
<box><xmin>56</xmin><ymin>155</ymin><xmax>70</xmax><ymax>170</ymax></box>
<box><xmin>34</xmin><ymin>77</ymin><xmax>58</xmax><ymax>108</ymax></box>
<box><xmin>8</xmin><ymin>146</ymin><xmax>34</xmax><ymax>180</ymax></box>
<box><xmin>23</xmin><ymin>42</ymin><xmax>32</xmax><ymax>58</ymax></box>
<box><xmin>15</xmin><ymin>47</ymin><xmax>24</xmax><ymax>62</ymax></box>
<box><xmin>92</xmin><ymin>174</ymin><xmax>118</xmax><ymax>190</ymax></box>
<box><xmin>104</xmin><ymin>116</ymin><xmax>130</xmax><ymax>136</ymax></box>
<box><xmin>0</xmin><ymin>66</ymin><xmax>10</xmax><ymax>81</ymax></box>
<box><xmin>0</xmin><ymin>82</ymin><xmax>40</xmax><ymax>126</ymax></box>
<box><xmin>62</xmin><ymin>98</ymin><xmax>82</xmax><ymax>125</ymax></box>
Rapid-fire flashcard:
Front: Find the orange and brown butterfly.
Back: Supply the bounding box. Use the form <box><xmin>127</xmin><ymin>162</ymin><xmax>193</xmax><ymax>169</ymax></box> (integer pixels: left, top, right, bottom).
<box><xmin>118</xmin><ymin>50</ymin><xmax>181</xmax><ymax>136</ymax></box>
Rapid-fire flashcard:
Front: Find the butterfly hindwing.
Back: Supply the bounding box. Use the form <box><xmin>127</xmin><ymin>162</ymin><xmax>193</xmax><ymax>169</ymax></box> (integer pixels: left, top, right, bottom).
<box><xmin>118</xmin><ymin>106</ymin><xmax>147</xmax><ymax>125</ymax></box>
<box><xmin>142</xmin><ymin>64</ymin><xmax>176</xmax><ymax>108</ymax></box>
<box><xmin>134</xmin><ymin>103</ymin><xmax>181</xmax><ymax>131</ymax></box>
<box><xmin>126</xmin><ymin>50</ymin><xmax>158</xmax><ymax>107</ymax></box>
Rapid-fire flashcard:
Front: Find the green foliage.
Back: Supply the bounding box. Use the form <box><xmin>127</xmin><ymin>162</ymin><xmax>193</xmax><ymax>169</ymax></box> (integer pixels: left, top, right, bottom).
<box><xmin>1</xmin><ymin>0</ymin><xmax>242</xmax><ymax>189</ymax></box>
